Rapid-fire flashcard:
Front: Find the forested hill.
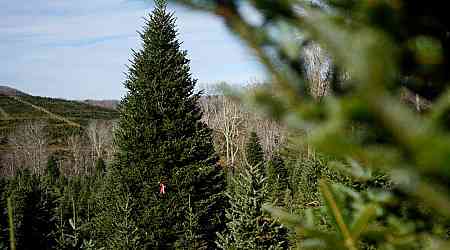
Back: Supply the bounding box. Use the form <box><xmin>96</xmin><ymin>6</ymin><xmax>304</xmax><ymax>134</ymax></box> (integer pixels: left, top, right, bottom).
<box><xmin>0</xmin><ymin>85</ymin><xmax>118</xmax><ymax>122</ymax></box>
<box><xmin>0</xmin><ymin>85</ymin><xmax>119</xmax><ymax>148</ymax></box>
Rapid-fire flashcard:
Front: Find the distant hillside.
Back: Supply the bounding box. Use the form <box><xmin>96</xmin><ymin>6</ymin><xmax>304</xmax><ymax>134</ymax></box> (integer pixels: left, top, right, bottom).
<box><xmin>0</xmin><ymin>93</ymin><xmax>118</xmax><ymax>121</ymax></box>
<box><xmin>0</xmin><ymin>85</ymin><xmax>28</xmax><ymax>96</ymax></box>
<box><xmin>0</xmin><ymin>86</ymin><xmax>119</xmax><ymax>147</ymax></box>
<box><xmin>83</xmin><ymin>99</ymin><xmax>119</xmax><ymax>109</ymax></box>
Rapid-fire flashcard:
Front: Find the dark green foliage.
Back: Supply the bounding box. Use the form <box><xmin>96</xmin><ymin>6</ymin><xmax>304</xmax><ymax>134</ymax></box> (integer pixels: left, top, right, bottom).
<box><xmin>46</xmin><ymin>154</ymin><xmax>60</xmax><ymax>181</ymax></box>
<box><xmin>0</xmin><ymin>170</ymin><xmax>55</xmax><ymax>250</ymax></box>
<box><xmin>97</xmin><ymin>0</ymin><xmax>226</xmax><ymax>248</ymax></box>
<box><xmin>245</xmin><ymin>131</ymin><xmax>264</xmax><ymax>168</ymax></box>
<box><xmin>217</xmin><ymin>164</ymin><xmax>288</xmax><ymax>249</ymax></box>
<box><xmin>284</xmin><ymin>150</ymin><xmax>327</xmax><ymax>211</ymax></box>
<box><xmin>94</xmin><ymin>157</ymin><xmax>106</xmax><ymax>176</ymax></box>
<box><xmin>266</xmin><ymin>152</ymin><xmax>289</xmax><ymax>205</ymax></box>
<box><xmin>0</xmin><ymin>170</ymin><xmax>109</xmax><ymax>250</ymax></box>
<box><xmin>93</xmin><ymin>175</ymin><xmax>142</xmax><ymax>249</ymax></box>
<box><xmin>52</xmin><ymin>176</ymin><xmax>99</xmax><ymax>249</ymax></box>
<box><xmin>0</xmin><ymin>172</ymin><xmax>101</xmax><ymax>250</ymax></box>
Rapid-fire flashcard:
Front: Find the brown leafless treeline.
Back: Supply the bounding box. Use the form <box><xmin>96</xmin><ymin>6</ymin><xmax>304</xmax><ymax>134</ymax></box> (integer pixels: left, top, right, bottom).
<box><xmin>200</xmin><ymin>94</ymin><xmax>286</xmax><ymax>170</ymax></box>
<box><xmin>0</xmin><ymin>93</ymin><xmax>289</xmax><ymax>176</ymax></box>
<box><xmin>2</xmin><ymin>121</ymin><xmax>48</xmax><ymax>175</ymax></box>
<box><xmin>0</xmin><ymin>119</ymin><xmax>116</xmax><ymax>176</ymax></box>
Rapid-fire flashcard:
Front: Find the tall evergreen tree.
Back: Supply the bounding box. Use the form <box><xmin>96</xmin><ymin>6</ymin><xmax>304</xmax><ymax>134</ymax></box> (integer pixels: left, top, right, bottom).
<box><xmin>95</xmin><ymin>0</ymin><xmax>226</xmax><ymax>248</ymax></box>
<box><xmin>245</xmin><ymin>131</ymin><xmax>265</xmax><ymax>170</ymax></box>
<box><xmin>216</xmin><ymin>164</ymin><xmax>288</xmax><ymax>249</ymax></box>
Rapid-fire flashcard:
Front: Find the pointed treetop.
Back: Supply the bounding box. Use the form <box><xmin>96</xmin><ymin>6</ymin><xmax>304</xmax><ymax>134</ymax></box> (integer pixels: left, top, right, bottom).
<box><xmin>246</xmin><ymin>131</ymin><xmax>265</xmax><ymax>168</ymax></box>
<box><xmin>155</xmin><ymin>0</ymin><xmax>167</xmax><ymax>9</ymax></box>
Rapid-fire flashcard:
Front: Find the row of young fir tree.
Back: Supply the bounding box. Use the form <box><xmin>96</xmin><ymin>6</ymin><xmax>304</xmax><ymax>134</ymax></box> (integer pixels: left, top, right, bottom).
<box><xmin>0</xmin><ymin>1</ymin><xmax>291</xmax><ymax>249</ymax></box>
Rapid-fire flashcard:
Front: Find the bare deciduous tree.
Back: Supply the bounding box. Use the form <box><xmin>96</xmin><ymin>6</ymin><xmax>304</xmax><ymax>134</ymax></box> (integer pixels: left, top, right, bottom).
<box><xmin>200</xmin><ymin>95</ymin><xmax>246</xmax><ymax>170</ymax></box>
<box><xmin>87</xmin><ymin>119</ymin><xmax>114</xmax><ymax>164</ymax></box>
<box><xmin>65</xmin><ymin>133</ymin><xmax>84</xmax><ymax>176</ymax></box>
<box><xmin>200</xmin><ymin>88</ymin><xmax>287</xmax><ymax>169</ymax></box>
<box><xmin>8</xmin><ymin>121</ymin><xmax>48</xmax><ymax>175</ymax></box>
<box><xmin>248</xmin><ymin>114</ymin><xmax>285</xmax><ymax>159</ymax></box>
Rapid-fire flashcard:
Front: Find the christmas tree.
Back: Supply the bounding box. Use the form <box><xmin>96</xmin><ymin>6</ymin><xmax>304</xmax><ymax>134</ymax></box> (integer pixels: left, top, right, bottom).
<box><xmin>46</xmin><ymin>154</ymin><xmax>60</xmax><ymax>182</ymax></box>
<box><xmin>216</xmin><ymin>164</ymin><xmax>288</xmax><ymax>249</ymax></box>
<box><xmin>267</xmin><ymin>152</ymin><xmax>289</xmax><ymax>206</ymax></box>
<box><xmin>95</xmin><ymin>0</ymin><xmax>226</xmax><ymax>248</ymax></box>
<box><xmin>245</xmin><ymin>131</ymin><xmax>265</xmax><ymax>169</ymax></box>
<box><xmin>94</xmin><ymin>157</ymin><xmax>106</xmax><ymax>177</ymax></box>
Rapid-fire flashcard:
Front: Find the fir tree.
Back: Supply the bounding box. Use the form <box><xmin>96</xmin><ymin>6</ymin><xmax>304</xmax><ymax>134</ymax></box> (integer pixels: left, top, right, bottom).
<box><xmin>216</xmin><ymin>164</ymin><xmax>288</xmax><ymax>250</ymax></box>
<box><xmin>94</xmin><ymin>157</ymin><xmax>106</xmax><ymax>176</ymax></box>
<box><xmin>46</xmin><ymin>155</ymin><xmax>60</xmax><ymax>182</ymax></box>
<box><xmin>2</xmin><ymin>170</ymin><xmax>55</xmax><ymax>249</ymax></box>
<box><xmin>245</xmin><ymin>131</ymin><xmax>265</xmax><ymax>169</ymax></box>
<box><xmin>96</xmin><ymin>0</ymin><xmax>226</xmax><ymax>248</ymax></box>
<box><xmin>53</xmin><ymin>176</ymin><xmax>99</xmax><ymax>249</ymax></box>
<box><xmin>266</xmin><ymin>153</ymin><xmax>289</xmax><ymax>206</ymax></box>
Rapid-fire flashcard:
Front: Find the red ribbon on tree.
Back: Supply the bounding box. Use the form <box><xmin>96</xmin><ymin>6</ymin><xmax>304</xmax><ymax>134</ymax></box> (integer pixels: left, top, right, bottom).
<box><xmin>159</xmin><ymin>182</ymin><xmax>166</xmax><ymax>194</ymax></box>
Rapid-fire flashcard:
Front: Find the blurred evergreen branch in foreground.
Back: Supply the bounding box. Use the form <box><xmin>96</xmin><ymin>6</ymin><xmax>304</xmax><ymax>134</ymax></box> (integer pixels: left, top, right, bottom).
<box><xmin>173</xmin><ymin>0</ymin><xmax>450</xmax><ymax>249</ymax></box>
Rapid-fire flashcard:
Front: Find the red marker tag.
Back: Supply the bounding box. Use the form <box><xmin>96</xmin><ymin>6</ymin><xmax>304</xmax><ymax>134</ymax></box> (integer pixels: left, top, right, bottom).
<box><xmin>159</xmin><ymin>183</ymin><xmax>166</xmax><ymax>194</ymax></box>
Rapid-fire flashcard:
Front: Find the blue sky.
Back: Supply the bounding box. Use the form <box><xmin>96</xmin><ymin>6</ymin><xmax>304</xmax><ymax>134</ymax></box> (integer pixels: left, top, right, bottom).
<box><xmin>0</xmin><ymin>0</ymin><xmax>265</xmax><ymax>99</ymax></box>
